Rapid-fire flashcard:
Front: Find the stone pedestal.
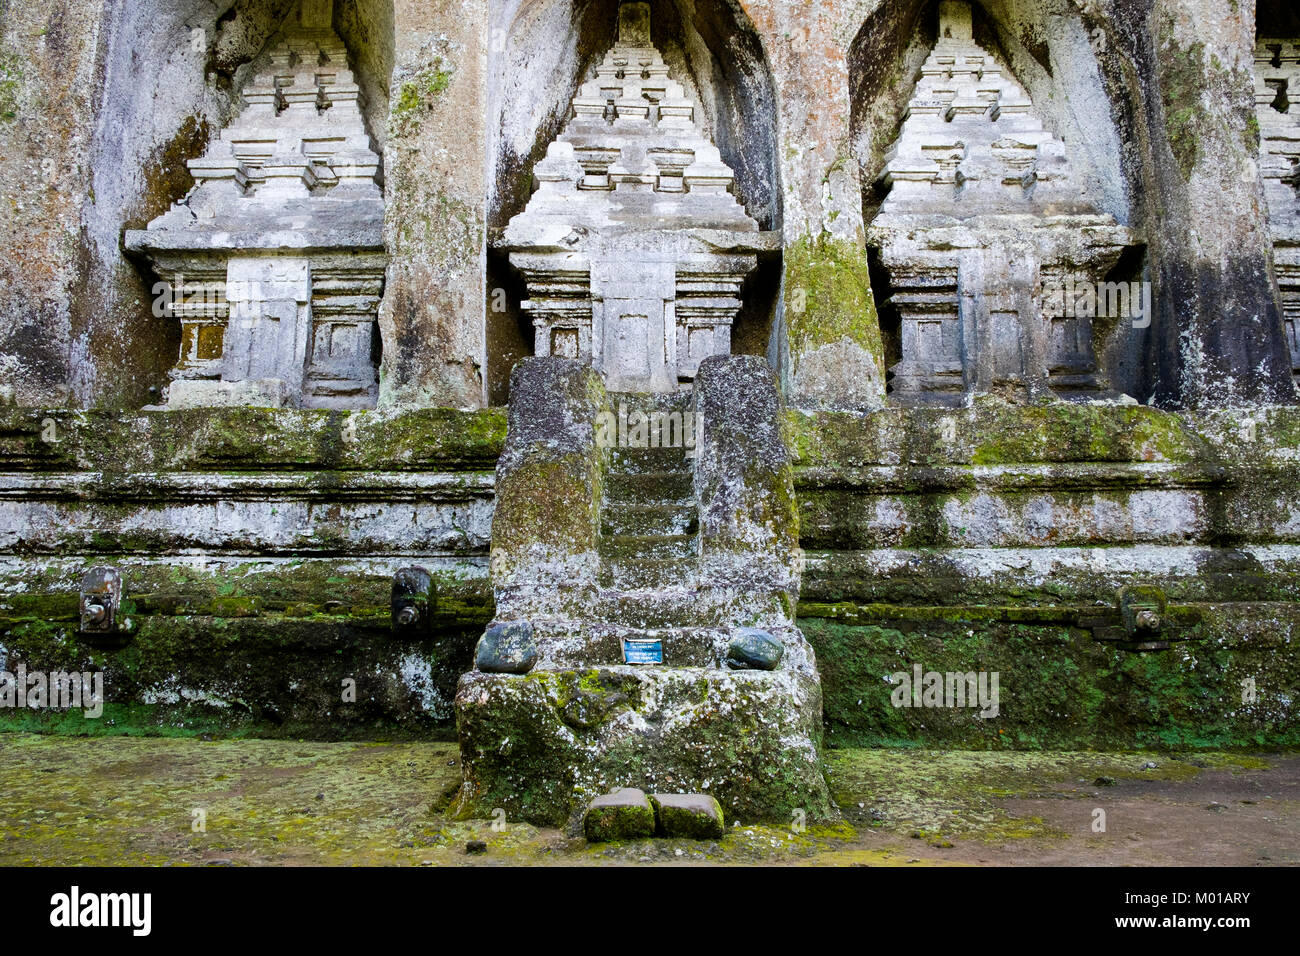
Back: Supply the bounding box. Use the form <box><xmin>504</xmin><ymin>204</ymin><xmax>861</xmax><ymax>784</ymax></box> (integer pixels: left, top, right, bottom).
<box><xmin>455</xmin><ymin>354</ymin><xmax>834</xmax><ymax>827</ymax></box>
<box><xmin>454</xmin><ymin>666</ymin><xmax>830</xmax><ymax>828</ymax></box>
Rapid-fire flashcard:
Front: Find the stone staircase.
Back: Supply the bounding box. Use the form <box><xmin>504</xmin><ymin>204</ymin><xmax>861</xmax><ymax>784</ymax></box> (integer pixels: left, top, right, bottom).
<box><xmin>599</xmin><ymin>393</ymin><xmax>697</xmax><ymax>575</ymax></box>
<box><xmin>592</xmin><ymin>392</ymin><xmax>717</xmax><ymax>663</ymax></box>
<box><xmin>457</xmin><ymin>356</ymin><xmax>833</xmax><ymax>827</ymax></box>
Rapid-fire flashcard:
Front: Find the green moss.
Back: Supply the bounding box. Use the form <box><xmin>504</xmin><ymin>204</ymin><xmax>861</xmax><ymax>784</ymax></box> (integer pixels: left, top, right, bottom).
<box><xmin>783</xmin><ymin>232</ymin><xmax>885</xmax><ymax>374</ymax></box>
<box><xmin>0</xmin><ymin>563</ymin><xmax>495</xmax><ymax>741</ymax></box>
<box><xmin>0</xmin><ymin>406</ymin><xmax>506</xmax><ymax>473</ymax></box>
<box><xmin>802</xmin><ymin>606</ymin><xmax>1300</xmax><ymax>751</ymax></box>
<box><xmin>456</xmin><ymin>669</ymin><xmax>833</xmax><ymax>828</ymax></box>
<box><xmin>0</xmin><ymin>50</ymin><xmax>20</xmax><ymax>121</ymax></box>
<box><xmin>1159</xmin><ymin>33</ymin><xmax>1207</xmax><ymax>179</ymax></box>
<box><xmin>584</xmin><ymin>799</ymin><xmax>655</xmax><ymax>842</ymax></box>
<box><xmin>653</xmin><ymin>796</ymin><xmax>725</xmax><ymax>840</ymax></box>
<box><xmin>132</xmin><ymin>114</ymin><xmax>211</xmax><ymax>227</ymax></box>
<box><xmin>783</xmin><ymin>401</ymin><xmax>1209</xmax><ymax>473</ymax></box>
<box><xmin>0</xmin><ymin>735</ymin><xmax>470</xmax><ymax>866</ymax></box>
<box><xmin>0</xmin><ymin>735</ymin><xmax>1285</xmax><ymax>866</ymax></box>
<box><xmin>967</xmin><ymin>400</ymin><xmax>1198</xmax><ymax>465</ymax></box>
<box><xmin>391</xmin><ymin>59</ymin><xmax>454</xmax><ymax>131</ymax></box>
<box><xmin>492</xmin><ymin>452</ymin><xmax>602</xmax><ymax>562</ymax></box>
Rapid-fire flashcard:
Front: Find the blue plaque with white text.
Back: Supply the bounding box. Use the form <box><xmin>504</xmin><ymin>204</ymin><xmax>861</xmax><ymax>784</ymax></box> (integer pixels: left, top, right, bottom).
<box><xmin>623</xmin><ymin>639</ymin><xmax>663</xmax><ymax>665</ymax></box>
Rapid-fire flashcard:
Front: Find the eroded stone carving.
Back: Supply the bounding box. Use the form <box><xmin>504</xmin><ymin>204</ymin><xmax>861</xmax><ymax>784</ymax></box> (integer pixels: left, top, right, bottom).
<box><xmin>499</xmin><ymin>2</ymin><xmax>777</xmax><ymax>393</ymax></box>
<box><xmin>1255</xmin><ymin>38</ymin><xmax>1300</xmax><ymax>385</ymax></box>
<box><xmin>869</xmin><ymin>0</ymin><xmax>1136</xmax><ymax>405</ymax></box>
<box><xmin>126</xmin><ymin>0</ymin><xmax>384</xmax><ymax>409</ymax></box>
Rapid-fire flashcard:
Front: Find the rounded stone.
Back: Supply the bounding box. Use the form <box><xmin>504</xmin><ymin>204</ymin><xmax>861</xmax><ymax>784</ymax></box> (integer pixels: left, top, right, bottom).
<box><xmin>475</xmin><ymin>621</ymin><xmax>539</xmax><ymax>675</ymax></box>
<box><xmin>725</xmin><ymin>628</ymin><xmax>784</xmax><ymax>671</ymax></box>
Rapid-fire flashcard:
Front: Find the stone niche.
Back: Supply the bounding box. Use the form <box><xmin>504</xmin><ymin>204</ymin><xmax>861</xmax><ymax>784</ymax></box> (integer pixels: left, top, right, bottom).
<box><xmin>1255</xmin><ymin>37</ymin><xmax>1300</xmax><ymax>387</ymax></box>
<box><xmin>868</xmin><ymin>0</ymin><xmax>1137</xmax><ymax>406</ymax></box>
<box><xmin>125</xmin><ymin>0</ymin><xmax>385</xmax><ymax>410</ymax></box>
<box><xmin>497</xmin><ymin>1</ymin><xmax>779</xmax><ymax>394</ymax></box>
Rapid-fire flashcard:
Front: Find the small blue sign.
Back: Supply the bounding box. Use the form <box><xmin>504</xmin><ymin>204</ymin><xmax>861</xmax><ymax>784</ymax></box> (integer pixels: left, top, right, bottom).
<box><xmin>623</xmin><ymin>639</ymin><xmax>663</xmax><ymax>665</ymax></box>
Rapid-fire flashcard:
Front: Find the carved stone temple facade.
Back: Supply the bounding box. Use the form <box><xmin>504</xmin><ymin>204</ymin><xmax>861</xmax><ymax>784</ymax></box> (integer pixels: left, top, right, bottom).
<box><xmin>499</xmin><ymin>2</ymin><xmax>776</xmax><ymax>393</ymax></box>
<box><xmin>1255</xmin><ymin>36</ymin><xmax>1300</xmax><ymax>387</ymax></box>
<box><xmin>125</xmin><ymin>0</ymin><xmax>385</xmax><ymax>410</ymax></box>
<box><xmin>869</xmin><ymin>0</ymin><xmax>1136</xmax><ymax>405</ymax></box>
<box><xmin>3</xmin><ymin>0</ymin><xmax>1300</xmax><ymax>835</ymax></box>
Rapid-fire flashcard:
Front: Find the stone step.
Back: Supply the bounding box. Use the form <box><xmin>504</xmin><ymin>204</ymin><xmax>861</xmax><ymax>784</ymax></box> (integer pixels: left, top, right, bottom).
<box><xmin>599</xmin><ymin>555</ymin><xmax>696</xmax><ymax>590</ymax></box>
<box><xmin>609</xmin><ymin>444</ymin><xmax>696</xmax><ymax>476</ymax></box>
<box><xmin>591</xmin><ymin>588</ymin><xmax>726</xmax><ymax>629</ymax></box>
<box><xmin>604</xmin><ymin>470</ymin><xmax>695</xmax><ymax>505</ymax></box>
<box><xmin>601</xmin><ymin>502</ymin><xmax>698</xmax><ymax>538</ymax></box>
<box><xmin>600</xmin><ymin>532</ymin><xmax>697</xmax><ymax>561</ymax></box>
<box><xmin>606</xmin><ymin>391</ymin><xmax>694</xmax><ymax>415</ymax></box>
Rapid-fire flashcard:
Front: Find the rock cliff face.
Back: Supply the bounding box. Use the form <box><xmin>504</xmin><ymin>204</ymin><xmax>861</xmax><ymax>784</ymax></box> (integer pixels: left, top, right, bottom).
<box><xmin>1</xmin><ymin>0</ymin><xmax>1295</xmax><ymax>411</ymax></box>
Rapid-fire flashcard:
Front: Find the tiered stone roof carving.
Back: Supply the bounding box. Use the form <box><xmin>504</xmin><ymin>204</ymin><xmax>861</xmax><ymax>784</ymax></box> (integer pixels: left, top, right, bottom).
<box><xmin>1255</xmin><ymin>38</ymin><xmax>1300</xmax><ymax>383</ymax></box>
<box><xmin>501</xmin><ymin>2</ymin><xmax>773</xmax><ymax>393</ymax></box>
<box><xmin>125</xmin><ymin>0</ymin><xmax>384</xmax><ymax>410</ymax></box>
<box><xmin>868</xmin><ymin>0</ymin><xmax>1135</xmax><ymax>405</ymax></box>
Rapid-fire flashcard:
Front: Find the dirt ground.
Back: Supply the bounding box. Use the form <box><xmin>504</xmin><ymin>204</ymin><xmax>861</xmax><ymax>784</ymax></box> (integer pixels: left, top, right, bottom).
<box><xmin>0</xmin><ymin>734</ymin><xmax>1294</xmax><ymax>866</ymax></box>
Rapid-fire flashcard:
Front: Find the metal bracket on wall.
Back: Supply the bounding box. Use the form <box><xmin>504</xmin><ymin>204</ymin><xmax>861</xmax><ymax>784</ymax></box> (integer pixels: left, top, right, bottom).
<box><xmin>1088</xmin><ymin>586</ymin><xmax>1171</xmax><ymax>652</ymax></box>
<box><xmin>80</xmin><ymin>567</ymin><xmax>126</xmax><ymax>644</ymax></box>
<box><xmin>391</xmin><ymin>567</ymin><xmax>436</xmax><ymax>637</ymax></box>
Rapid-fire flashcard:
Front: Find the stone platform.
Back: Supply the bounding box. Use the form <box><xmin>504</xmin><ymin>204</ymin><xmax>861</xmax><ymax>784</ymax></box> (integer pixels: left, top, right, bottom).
<box><xmin>453</xmin><ymin>665</ymin><xmax>832</xmax><ymax>827</ymax></box>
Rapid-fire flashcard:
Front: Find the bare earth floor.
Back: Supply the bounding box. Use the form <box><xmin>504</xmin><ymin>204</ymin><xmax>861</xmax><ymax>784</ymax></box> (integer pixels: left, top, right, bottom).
<box><xmin>0</xmin><ymin>734</ymin><xmax>1294</xmax><ymax>866</ymax></box>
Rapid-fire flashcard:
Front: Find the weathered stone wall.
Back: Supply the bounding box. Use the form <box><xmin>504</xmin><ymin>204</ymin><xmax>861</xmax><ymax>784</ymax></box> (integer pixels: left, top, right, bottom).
<box><xmin>0</xmin><ymin>0</ymin><xmax>394</xmax><ymax>410</ymax></box>
<box><xmin>0</xmin><ymin>402</ymin><xmax>1296</xmax><ymax>746</ymax></box>
<box><xmin>0</xmin><ymin>405</ymin><xmax>503</xmax><ymax>737</ymax></box>
<box><xmin>0</xmin><ymin>0</ymin><xmax>1298</xmax><ymax>749</ymax></box>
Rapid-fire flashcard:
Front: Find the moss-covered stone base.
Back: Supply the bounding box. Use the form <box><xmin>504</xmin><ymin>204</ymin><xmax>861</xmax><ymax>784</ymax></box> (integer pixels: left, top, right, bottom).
<box><xmin>453</xmin><ymin>666</ymin><xmax>834</xmax><ymax>828</ymax></box>
<box><xmin>0</xmin><ymin>562</ymin><xmax>493</xmax><ymax>740</ymax></box>
<box><xmin>803</xmin><ymin>602</ymin><xmax>1300</xmax><ymax>750</ymax></box>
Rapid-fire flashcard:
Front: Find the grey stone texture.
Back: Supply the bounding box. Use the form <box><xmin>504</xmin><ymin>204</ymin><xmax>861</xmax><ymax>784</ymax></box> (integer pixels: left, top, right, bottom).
<box><xmin>868</xmin><ymin>1</ymin><xmax>1136</xmax><ymax>405</ymax></box>
<box><xmin>474</xmin><ymin>620</ymin><xmax>539</xmax><ymax>674</ymax></box>
<box><xmin>1256</xmin><ymin>35</ymin><xmax>1300</xmax><ymax>387</ymax></box>
<box><xmin>458</xmin><ymin>353</ymin><xmax>831</xmax><ymax>825</ymax></box>
<box><xmin>499</xmin><ymin>3</ymin><xmax>772</xmax><ymax>394</ymax></box>
<box><xmin>726</xmin><ymin>628</ymin><xmax>785</xmax><ymax>671</ymax></box>
<box><xmin>1</xmin><ymin>0</ymin><xmax>1297</xmax><ymax>410</ymax></box>
<box><xmin>126</xmin><ymin>2</ymin><xmax>385</xmax><ymax>410</ymax></box>
<box><xmin>3</xmin><ymin>0</ymin><xmax>1300</xmax><ymax>834</ymax></box>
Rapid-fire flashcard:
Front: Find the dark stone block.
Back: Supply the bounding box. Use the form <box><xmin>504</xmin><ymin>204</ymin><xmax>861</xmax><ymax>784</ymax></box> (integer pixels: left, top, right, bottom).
<box><xmin>652</xmin><ymin>793</ymin><xmax>725</xmax><ymax>839</ymax></box>
<box><xmin>584</xmin><ymin>788</ymin><xmax>655</xmax><ymax>842</ymax></box>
